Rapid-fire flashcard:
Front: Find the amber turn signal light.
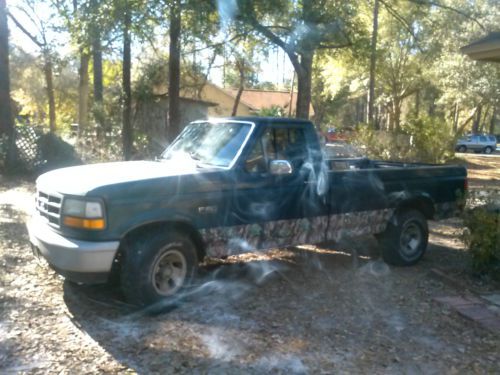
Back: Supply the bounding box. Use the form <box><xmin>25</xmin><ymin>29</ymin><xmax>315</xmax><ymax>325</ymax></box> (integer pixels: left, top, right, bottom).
<box><xmin>63</xmin><ymin>216</ymin><xmax>105</xmax><ymax>230</ymax></box>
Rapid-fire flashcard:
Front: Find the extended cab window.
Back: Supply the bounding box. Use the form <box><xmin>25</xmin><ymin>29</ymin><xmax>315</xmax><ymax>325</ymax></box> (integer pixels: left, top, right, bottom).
<box><xmin>245</xmin><ymin>126</ymin><xmax>307</xmax><ymax>173</ymax></box>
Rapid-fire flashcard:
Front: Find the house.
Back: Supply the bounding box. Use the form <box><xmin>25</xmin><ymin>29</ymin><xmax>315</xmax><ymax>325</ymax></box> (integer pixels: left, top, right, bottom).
<box><xmin>222</xmin><ymin>88</ymin><xmax>314</xmax><ymax>117</ymax></box>
<box><xmin>193</xmin><ymin>83</ymin><xmax>254</xmax><ymax>116</ymax></box>
<box><xmin>133</xmin><ymin>94</ymin><xmax>216</xmax><ymax>152</ymax></box>
<box><xmin>461</xmin><ymin>32</ymin><xmax>500</xmax><ymax>62</ymax></box>
<box><xmin>185</xmin><ymin>82</ymin><xmax>314</xmax><ymax>117</ymax></box>
<box><xmin>140</xmin><ymin>82</ymin><xmax>314</xmax><ymax>145</ymax></box>
<box><xmin>461</xmin><ymin>32</ymin><xmax>500</xmax><ymax>135</ymax></box>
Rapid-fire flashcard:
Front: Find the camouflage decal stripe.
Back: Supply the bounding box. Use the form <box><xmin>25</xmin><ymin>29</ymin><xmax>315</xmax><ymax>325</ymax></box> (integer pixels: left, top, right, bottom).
<box><xmin>326</xmin><ymin>208</ymin><xmax>394</xmax><ymax>242</ymax></box>
<box><xmin>200</xmin><ymin>208</ymin><xmax>394</xmax><ymax>258</ymax></box>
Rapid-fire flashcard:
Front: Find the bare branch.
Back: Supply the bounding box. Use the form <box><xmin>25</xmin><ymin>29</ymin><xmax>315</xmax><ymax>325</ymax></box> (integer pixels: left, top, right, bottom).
<box><xmin>7</xmin><ymin>12</ymin><xmax>44</xmax><ymax>48</ymax></box>
<box><xmin>379</xmin><ymin>0</ymin><xmax>425</xmax><ymax>53</ymax></box>
<box><xmin>406</xmin><ymin>0</ymin><xmax>486</xmax><ymax>31</ymax></box>
<box><xmin>182</xmin><ymin>32</ymin><xmax>247</xmax><ymax>55</ymax></box>
<box><xmin>317</xmin><ymin>42</ymin><xmax>351</xmax><ymax>49</ymax></box>
<box><xmin>241</xmin><ymin>13</ymin><xmax>302</xmax><ymax>74</ymax></box>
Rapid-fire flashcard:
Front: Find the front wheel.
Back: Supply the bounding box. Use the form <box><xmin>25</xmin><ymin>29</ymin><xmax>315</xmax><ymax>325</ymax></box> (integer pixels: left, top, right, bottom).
<box><xmin>378</xmin><ymin>210</ymin><xmax>428</xmax><ymax>266</ymax></box>
<box><xmin>484</xmin><ymin>146</ymin><xmax>493</xmax><ymax>154</ymax></box>
<box><xmin>457</xmin><ymin>145</ymin><xmax>467</xmax><ymax>153</ymax></box>
<box><xmin>120</xmin><ymin>230</ymin><xmax>198</xmax><ymax>306</ymax></box>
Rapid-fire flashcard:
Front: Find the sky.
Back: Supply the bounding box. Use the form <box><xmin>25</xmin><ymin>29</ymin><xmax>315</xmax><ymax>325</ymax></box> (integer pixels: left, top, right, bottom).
<box><xmin>7</xmin><ymin>0</ymin><xmax>295</xmax><ymax>89</ymax></box>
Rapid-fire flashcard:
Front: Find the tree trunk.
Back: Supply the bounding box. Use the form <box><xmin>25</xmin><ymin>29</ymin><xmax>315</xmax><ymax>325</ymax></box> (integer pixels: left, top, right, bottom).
<box><xmin>0</xmin><ymin>0</ymin><xmax>16</xmax><ymax>168</ymax></box>
<box><xmin>472</xmin><ymin>104</ymin><xmax>482</xmax><ymax>134</ymax></box>
<box><xmin>453</xmin><ymin>102</ymin><xmax>459</xmax><ymax>134</ymax></box>
<box><xmin>231</xmin><ymin>59</ymin><xmax>245</xmax><ymax>116</ymax></box>
<box><xmin>73</xmin><ymin>0</ymin><xmax>88</xmax><ymax>137</ymax></box>
<box><xmin>394</xmin><ymin>100</ymin><xmax>401</xmax><ymax>131</ymax></box>
<box><xmin>93</xmin><ymin>31</ymin><xmax>103</xmax><ymax>103</ymax></box>
<box><xmin>78</xmin><ymin>53</ymin><xmax>90</xmax><ymax>136</ymax></box>
<box><xmin>43</xmin><ymin>53</ymin><xmax>56</xmax><ymax>132</ymax></box>
<box><xmin>295</xmin><ymin>53</ymin><xmax>313</xmax><ymax>119</ymax></box>
<box><xmin>122</xmin><ymin>7</ymin><xmax>132</xmax><ymax>160</ymax></box>
<box><xmin>388</xmin><ymin>108</ymin><xmax>394</xmax><ymax>132</ymax></box>
<box><xmin>92</xmin><ymin>29</ymin><xmax>105</xmax><ymax>135</ymax></box>
<box><xmin>167</xmin><ymin>0</ymin><xmax>181</xmax><ymax>142</ymax></box>
<box><xmin>489</xmin><ymin>107</ymin><xmax>497</xmax><ymax>135</ymax></box>
<box><xmin>415</xmin><ymin>90</ymin><xmax>420</xmax><ymax>118</ymax></box>
<box><xmin>288</xmin><ymin>72</ymin><xmax>295</xmax><ymax>117</ymax></box>
<box><xmin>458</xmin><ymin>105</ymin><xmax>481</xmax><ymax>134</ymax></box>
<box><xmin>368</xmin><ymin>0</ymin><xmax>379</xmax><ymax>127</ymax></box>
<box><xmin>479</xmin><ymin>106</ymin><xmax>490</xmax><ymax>133</ymax></box>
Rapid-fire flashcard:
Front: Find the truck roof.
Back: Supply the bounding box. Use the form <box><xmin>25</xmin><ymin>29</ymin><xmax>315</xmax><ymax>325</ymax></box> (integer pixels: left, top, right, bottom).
<box><xmin>209</xmin><ymin>116</ymin><xmax>314</xmax><ymax>126</ymax></box>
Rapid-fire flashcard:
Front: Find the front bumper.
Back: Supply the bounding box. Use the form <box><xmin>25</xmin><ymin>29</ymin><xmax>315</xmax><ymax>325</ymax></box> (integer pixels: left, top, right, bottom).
<box><xmin>27</xmin><ymin>215</ymin><xmax>120</xmax><ymax>284</ymax></box>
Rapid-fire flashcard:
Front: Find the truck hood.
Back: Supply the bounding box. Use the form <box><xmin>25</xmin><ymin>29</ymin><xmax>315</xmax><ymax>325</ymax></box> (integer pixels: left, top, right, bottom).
<box><xmin>36</xmin><ymin>160</ymin><xmax>201</xmax><ymax>196</ymax></box>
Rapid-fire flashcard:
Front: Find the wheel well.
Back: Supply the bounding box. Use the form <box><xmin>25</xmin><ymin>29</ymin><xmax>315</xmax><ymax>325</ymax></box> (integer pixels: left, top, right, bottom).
<box><xmin>397</xmin><ymin>197</ymin><xmax>435</xmax><ymax>220</ymax></box>
<box><xmin>117</xmin><ymin>221</ymin><xmax>206</xmax><ymax>263</ymax></box>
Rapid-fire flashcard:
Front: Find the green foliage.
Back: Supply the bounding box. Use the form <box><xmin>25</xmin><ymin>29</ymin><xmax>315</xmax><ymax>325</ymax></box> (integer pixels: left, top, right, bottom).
<box><xmin>354</xmin><ymin>116</ymin><xmax>455</xmax><ymax>163</ymax></box>
<box><xmin>256</xmin><ymin>105</ymin><xmax>286</xmax><ymax>117</ymax></box>
<box><xmin>36</xmin><ymin>132</ymin><xmax>81</xmax><ymax>172</ymax></box>
<box><xmin>462</xmin><ymin>192</ymin><xmax>500</xmax><ymax>280</ymax></box>
<box><xmin>402</xmin><ymin>116</ymin><xmax>456</xmax><ymax>163</ymax></box>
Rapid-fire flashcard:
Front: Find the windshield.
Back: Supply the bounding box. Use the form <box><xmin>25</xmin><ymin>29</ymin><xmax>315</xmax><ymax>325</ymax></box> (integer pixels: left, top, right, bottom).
<box><xmin>161</xmin><ymin>121</ymin><xmax>253</xmax><ymax>167</ymax></box>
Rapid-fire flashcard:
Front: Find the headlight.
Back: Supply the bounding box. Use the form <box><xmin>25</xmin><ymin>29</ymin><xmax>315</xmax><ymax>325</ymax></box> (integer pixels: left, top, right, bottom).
<box><xmin>62</xmin><ymin>198</ymin><xmax>106</xmax><ymax>230</ymax></box>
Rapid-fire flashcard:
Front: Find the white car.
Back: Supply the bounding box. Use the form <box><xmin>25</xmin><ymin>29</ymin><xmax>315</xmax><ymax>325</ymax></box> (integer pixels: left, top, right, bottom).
<box><xmin>455</xmin><ymin>135</ymin><xmax>497</xmax><ymax>154</ymax></box>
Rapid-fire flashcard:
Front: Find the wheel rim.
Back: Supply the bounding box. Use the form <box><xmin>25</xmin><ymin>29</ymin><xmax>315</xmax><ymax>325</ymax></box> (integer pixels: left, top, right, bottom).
<box><xmin>485</xmin><ymin>147</ymin><xmax>492</xmax><ymax>154</ymax></box>
<box><xmin>151</xmin><ymin>249</ymin><xmax>187</xmax><ymax>296</ymax></box>
<box><xmin>399</xmin><ymin>222</ymin><xmax>422</xmax><ymax>260</ymax></box>
<box><xmin>459</xmin><ymin>146</ymin><xmax>466</xmax><ymax>152</ymax></box>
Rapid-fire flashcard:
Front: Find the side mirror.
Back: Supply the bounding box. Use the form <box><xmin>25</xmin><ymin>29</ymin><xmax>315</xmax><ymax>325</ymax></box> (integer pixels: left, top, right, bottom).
<box><xmin>269</xmin><ymin>160</ymin><xmax>293</xmax><ymax>175</ymax></box>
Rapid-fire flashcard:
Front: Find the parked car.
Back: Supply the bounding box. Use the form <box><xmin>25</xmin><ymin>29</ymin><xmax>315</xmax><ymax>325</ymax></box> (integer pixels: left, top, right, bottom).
<box><xmin>28</xmin><ymin>117</ymin><xmax>467</xmax><ymax>306</ymax></box>
<box><xmin>455</xmin><ymin>134</ymin><xmax>497</xmax><ymax>154</ymax></box>
<box><xmin>323</xmin><ymin>127</ymin><xmax>353</xmax><ymax>143</ymax></box>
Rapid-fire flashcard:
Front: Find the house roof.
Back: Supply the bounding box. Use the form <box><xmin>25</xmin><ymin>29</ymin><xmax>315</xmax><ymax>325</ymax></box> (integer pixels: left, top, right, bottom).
<box><xmin>151</xmin><ymin>92</ymin><xmax>217</xmax><ymax>107</ymax></box>
<box><xmin>152</xmin><ymin>81</ymin><xmax>314</xmax><ymax>115</ymax></box>
<box><xmin>224</xmin><ymin>88</ymin><xmax>315</xmax><ymax>116</ymax></box>
<box><xmin>461</xmin><ymin>32</ymin><xmax>500</xmax><ymax>62</ymax></box>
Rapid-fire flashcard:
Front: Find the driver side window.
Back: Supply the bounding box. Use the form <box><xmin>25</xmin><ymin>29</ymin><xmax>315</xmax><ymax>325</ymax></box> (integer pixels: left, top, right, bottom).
<box><xmin>245</xmin><ymin>127</ymin><xmax>307</xmax><ymax>173</ymax></box>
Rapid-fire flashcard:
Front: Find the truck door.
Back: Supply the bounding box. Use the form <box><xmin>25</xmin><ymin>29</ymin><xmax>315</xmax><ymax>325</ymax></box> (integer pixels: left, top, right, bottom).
<box><xmin>226</xmin><ymin>124</ymin><xmax>329</xmax><ymax>251</ymax></box>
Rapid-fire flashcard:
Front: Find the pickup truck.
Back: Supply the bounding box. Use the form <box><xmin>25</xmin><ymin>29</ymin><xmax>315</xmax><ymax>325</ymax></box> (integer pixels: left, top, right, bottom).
<box><xmin>28</xmin><ymin>117</ymin><xmax>467</xmax><ymax>306</ymax></box>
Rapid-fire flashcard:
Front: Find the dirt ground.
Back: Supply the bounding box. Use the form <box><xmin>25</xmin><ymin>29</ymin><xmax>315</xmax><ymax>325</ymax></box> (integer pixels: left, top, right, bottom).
<box><xmin>0</xmin><ymin>154</ymin><xmax>499</xmax><ymax>374</ymax></box>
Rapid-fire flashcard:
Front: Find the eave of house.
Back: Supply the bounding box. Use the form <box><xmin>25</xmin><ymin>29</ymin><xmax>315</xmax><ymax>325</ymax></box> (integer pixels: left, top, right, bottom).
<box><xmin>461</xmin><ymin>32</ymin><xmax>500</xmax><ymax>62</ymax></box>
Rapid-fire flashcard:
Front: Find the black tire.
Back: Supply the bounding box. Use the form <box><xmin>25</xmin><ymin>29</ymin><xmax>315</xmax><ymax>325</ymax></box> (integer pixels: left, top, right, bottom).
<box><xmin>120</xmin><ymin>230</ymin><xmax>198</xmax><ymax>306</ymax></box>
<box><xmin>484</xmin><ymin>146</ymin><xmax>493</xmax><ymax>154</ymax></box>
<box><xmin>457</xmin><ymin>145</ymin><xmax>467</xmax><ymax>153</ymax></box>
<box><xmin>378</xmin><ymin>209</ymin><xmax>428</xmax><ymax>266</ymax></box>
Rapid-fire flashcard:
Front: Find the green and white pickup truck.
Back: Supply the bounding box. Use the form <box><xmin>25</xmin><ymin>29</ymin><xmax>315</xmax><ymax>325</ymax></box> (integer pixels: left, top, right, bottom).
<box><xmin>28</xmin><ymin>117</ymin><xmax>467</xmax><ymax>306</ymax></box>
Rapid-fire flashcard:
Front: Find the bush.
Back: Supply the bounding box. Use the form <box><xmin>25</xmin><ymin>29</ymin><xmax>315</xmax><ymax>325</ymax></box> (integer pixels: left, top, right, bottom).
<box><xmin>462</xmin><ymin>191</ymin><xmax>500</xmax><ymax>280</ymax></box>
<box><xmin>353</xmin><ymin>116</ymin><xmax>456</xmax><ymax>164</ymax></box>
<box><xmin>35</xmin><ymin>132</ymin><xmax>82</xmax><ymax>174</ymax></box>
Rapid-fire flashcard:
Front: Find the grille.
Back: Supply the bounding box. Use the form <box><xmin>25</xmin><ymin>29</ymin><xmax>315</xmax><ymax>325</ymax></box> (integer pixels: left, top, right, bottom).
<box><xmin>36</xmin><ymin>190</ymin><xmax>62</xmax><ymax>227</ymax></box>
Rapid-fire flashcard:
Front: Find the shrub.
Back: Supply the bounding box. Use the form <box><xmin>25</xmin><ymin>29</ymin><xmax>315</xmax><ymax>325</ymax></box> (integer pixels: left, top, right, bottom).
<box><xmin>35</xmin><ymin>132</ymin><xmax>81</xmax><ymax>174</ymax></box>
<box><xmin>462</xmin><ymin>190</ymin><xmax>500</xmax><ymax>280</ymax></box>
<box><xmin>353</xmin><ymin>116</ymin><xmax>456</xmax><ymax>164</ymax></box>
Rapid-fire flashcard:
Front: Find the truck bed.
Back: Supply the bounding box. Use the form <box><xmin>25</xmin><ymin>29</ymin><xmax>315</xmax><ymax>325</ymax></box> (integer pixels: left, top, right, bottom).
<box><xmin>327</xmin><ymin>157</ymin><xmax>436</xmax><ymax>171</ymax></box>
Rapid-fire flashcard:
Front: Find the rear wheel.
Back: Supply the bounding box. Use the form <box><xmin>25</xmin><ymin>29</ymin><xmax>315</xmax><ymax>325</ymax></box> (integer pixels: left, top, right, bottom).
<box><xmin>484</xmin><ymin>146</ymin><xmax>493</xmax><ymax>154</ymax></box>
<box><xmin>457</xmin><ymin>145</ymin><xmax>467</xmax><ymax>153</ymax></box>
<box><xmin>378</xmin><ymin>210</ymin><xmax>428</xmax><ymax>266</ymax></box>
<box><xmin>121</xmin><ymin>230</ymin><xmax>198</xmax><ymax>306</ymax></box>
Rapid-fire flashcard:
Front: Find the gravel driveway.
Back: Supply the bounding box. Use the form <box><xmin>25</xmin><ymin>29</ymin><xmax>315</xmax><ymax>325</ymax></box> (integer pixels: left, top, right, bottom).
<box><xmin>1</xmin><ymin>174</ymin><xmax>499</xmax><ymax>374</ymax></box>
